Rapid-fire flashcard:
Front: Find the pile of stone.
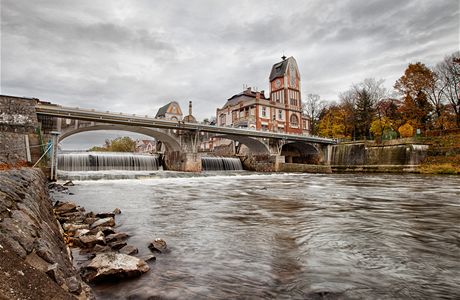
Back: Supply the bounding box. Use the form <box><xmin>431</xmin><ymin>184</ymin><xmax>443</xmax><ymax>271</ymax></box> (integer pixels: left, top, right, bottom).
<box><xmin>53</xmin><ymin>200</ymin><xmax>166</xmax><ymax>283</ymax></box>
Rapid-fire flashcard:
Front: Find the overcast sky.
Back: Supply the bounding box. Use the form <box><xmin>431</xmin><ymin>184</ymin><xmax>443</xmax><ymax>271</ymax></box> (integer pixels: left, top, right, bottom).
<box><xmin>1</xmin><ymin>0</ymin><xmax>459</xmax><ymax>149</ymax></box>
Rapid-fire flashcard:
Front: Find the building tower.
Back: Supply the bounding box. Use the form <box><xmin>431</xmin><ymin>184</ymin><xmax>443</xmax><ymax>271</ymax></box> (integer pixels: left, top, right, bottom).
<box><xmin>269</xmin><ymin>56</ymin><xmax>303</xmax><ymax>134</ymax></box>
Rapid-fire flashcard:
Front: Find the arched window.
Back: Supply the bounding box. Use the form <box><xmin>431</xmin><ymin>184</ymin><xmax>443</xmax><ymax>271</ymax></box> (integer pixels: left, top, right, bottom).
<box><xmin>290</xmin><ymin>114</ymin><xmax>299</xmax><ymax>127</ymax></box>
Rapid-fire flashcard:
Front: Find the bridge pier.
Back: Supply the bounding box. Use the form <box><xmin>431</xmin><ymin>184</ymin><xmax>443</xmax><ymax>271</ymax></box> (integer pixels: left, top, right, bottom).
<box><xmin>163</xmin><ymin>151</ymin><xmax>202</xmax><ymax>172</ymax></box>
<box><xmin>241</xmin><ymin>154</ymin><xmax>284</xmax><ymax>172</ymax></box>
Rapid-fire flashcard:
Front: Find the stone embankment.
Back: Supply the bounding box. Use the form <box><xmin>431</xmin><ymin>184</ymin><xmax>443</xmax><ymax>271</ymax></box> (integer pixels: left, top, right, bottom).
<box><xmin>0</xmin><ymin>169</ymin><xmax>92</xmax><ymax>299</ymax></box>
<box><xmin>0</xmin><ymin>168</ymin><xmax>168</xmax><ymax>299</ymax></box>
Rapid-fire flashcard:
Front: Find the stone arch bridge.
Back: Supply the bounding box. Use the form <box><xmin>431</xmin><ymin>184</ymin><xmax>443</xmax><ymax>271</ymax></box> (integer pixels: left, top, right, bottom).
<box><xmin>35</xmin><ymin>102</ymin><xmax>336</xmax><ymax>172</ymax></box>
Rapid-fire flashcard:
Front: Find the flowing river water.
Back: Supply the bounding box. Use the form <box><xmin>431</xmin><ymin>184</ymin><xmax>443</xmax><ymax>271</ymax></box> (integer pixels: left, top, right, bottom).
<box><xmin>54</xmin><ymin>172</ymin><xmax>460</xmax><ymax>299</ymax></box>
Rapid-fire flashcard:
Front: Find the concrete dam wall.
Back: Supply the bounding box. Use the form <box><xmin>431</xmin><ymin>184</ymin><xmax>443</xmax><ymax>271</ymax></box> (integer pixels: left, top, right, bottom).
<box><xmin>330</xmin><ymin>142</ymin><xmax>429</xmax><ymax>172</ymax></box>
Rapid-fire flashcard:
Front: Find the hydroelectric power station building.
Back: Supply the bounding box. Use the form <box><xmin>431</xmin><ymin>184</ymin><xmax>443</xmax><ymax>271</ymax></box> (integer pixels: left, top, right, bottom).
<box><xmin>216</xmin><ymin>56</ymin><xmax>311</xmax><ymax>135</ymax></box>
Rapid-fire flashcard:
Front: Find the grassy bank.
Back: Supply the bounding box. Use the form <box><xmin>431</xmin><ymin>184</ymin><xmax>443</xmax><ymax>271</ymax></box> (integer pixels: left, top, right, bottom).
<box><xmin>418</xmin><ymin>134</ymin><xmax>460</xmax><ymax>174</ymax></box>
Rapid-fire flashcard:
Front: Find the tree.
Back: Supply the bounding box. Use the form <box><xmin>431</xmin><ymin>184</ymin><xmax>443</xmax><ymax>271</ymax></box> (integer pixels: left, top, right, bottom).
<box><xmin>302</xmin><ymin>93</ymin><xmax>326</xmax><ymax>135</ymax></box>
<box><xmin>370</xmin><ymin>117</ymin><xmax>393</xmax><ymax>140</ymax></box>
<box><xmin>394</xmin><ymin>62</ymin><xmax>434</xmax><ymax>131</ymax></box>
<box><xmin>398</xmin><ymin>123</ymin><xmax>414</xmax><ymax>138</ymax></box>
<box><xmin>375</xmin><ymin>98</ymin><xmax>402</xmax><ymax>135</ymax></box>
<box><xmin>88</xmin><ymin>137</ymin><xmax>136</xmax><ymax>152</ymax></box>
<box><xmin>110</xmin><ymin>137</ymin><xmax>136</xmax><ymax>152</ymax></box>
<box><xmin>436</xmin><ymin>51</ymin><xmax>460</xmax><ymax>127</ymax></box>
<box><xmin>317</xmin><ymin>104</ymin><xmax>349</xmax><ymax>138</ymax></box>
<box><xmin>339</xmin><ymin>78</ymin><xmax>387</xmax><ymax>139</ymax></box>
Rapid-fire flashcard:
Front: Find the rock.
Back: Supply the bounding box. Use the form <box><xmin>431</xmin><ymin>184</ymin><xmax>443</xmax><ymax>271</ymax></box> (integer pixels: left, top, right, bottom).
<box><xmin>25</xmin><ymin>252</ymin><xmax>50</xmax><ymax>272</ymax></box>
<box><xmin>89</xmin><ymin>226</ymin><xmax>115</xmax><ymax>236</ymax></box>
<box><xmin>78</xmin><ymin>232</ymin><xmax>105</xmax><ymax>248</ymax></box>
<box><xmin>148</xmin><ymin>238</ymin><xmax>168</xmax><ymax>253</ymax></box>
<box><xmin>54</xmin><ymin>202</ymin><xmax>77</xmax><ymax>214</ymax></box>
<box><xmin>65</xmin><ymin>276</ymin><xmax>82</xmax><ymax>295</ymax></box>
<box><xmin>48</xmin><ymin>183</ymin><xmax>68</xmax><ymax>192</ymax></box>
<box><xmin>74</xmin><ymin>229</ymin><xmax>90</xmax><ymax>238</ymax></box>
<box><xmin>46</xmin><ymin>263</ymin><xmax>65</xmax><ymax>286</ymax></box>
<box><xmin>105</xmin><ymin>232</ymin><xmax>129</xmax><ymax>243</ymax></box>
<box><xmin>95</xmin><ymin>212</ymin><xmax>115</xmax><ymax>218</ymax></box>
<box><xmin>109</xmin><ymin>241</ymin><xmax>127</xmax><ymax>251</ymax></box>
<box><xmin>57</xmin><ymin>211</ymin><xmax>86</xmax><ymax>223</ymax></box>
<box><xmin>90</xmin><ymin>217</ymin><xmax>115</xmax><ymax>229</ymax></box>
<box><xmin>119</xmin><ymin>245</ymin><xmax>138</xmax><ymax>255</ymax></box>
<box><xmin>84</xmin><ymin>217</ymin><xmax>98</xmax><ymax>225</ymax></box>
<box><xmin>81</xmin><ymin>252</ymin><xmax>149</xmax><ymax>283</ymax></box>
<box><xmin>141</xmin><ymin>254</ymin><xmax>156</xmax><ymax>262</ymax></box>
<box><xmin>63</xmin><ymin>181</ymin><xmax>75</xmax><ymax>187</ymax></box>
<box><xmin>113</xmin><ymin>208</ymin><xmax>122</xmax><ymax>214</ymax></box>
<box><xmin>92</xmin><ymin>244</ymin><xmax>111</xmax><ymax>253</ymax></box>
<box><xmin>62</xmin><ymin>223</ymin><xmax>89</xmax><ymax>232</ymax></box>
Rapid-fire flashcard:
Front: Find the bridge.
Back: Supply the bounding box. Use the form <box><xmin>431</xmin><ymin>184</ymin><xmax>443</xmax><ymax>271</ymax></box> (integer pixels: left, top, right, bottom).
<box><xmin>0</xmin><ymin>95</ymin><xmax>336</xmax><ymax>176</ymax></box>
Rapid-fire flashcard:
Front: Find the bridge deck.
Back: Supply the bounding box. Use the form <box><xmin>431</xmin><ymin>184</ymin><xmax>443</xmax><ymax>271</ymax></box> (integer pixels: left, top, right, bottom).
<box><xmin>35</xmin><ymin>104</ymin><xmax>337</xmax><ymax>144</ymax></box>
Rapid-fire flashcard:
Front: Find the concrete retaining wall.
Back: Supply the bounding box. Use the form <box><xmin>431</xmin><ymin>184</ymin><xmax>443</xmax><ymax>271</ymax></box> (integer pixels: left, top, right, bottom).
<box><xmin>330</xmin><ymin>142</ymin><xmax>429</xmax><ymax>173</ymax></box>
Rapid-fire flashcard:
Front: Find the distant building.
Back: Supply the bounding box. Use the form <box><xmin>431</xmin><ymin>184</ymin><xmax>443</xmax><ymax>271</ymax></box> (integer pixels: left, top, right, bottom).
<box><xmin>135</xmin><ymin>139</ymin><xmax>157</xmax><ymax>154</ymax></box>
<box><xmin>182</xmin><ymin>101</ymin><xmax>197</xmax><ymax>123</ymax></box>
<box><xmin>155</xmin><ymin>101</ymin><xmax>183</xmax><ymax>121</ymax></box>
<box><xmin>216</xmin><ymin>56</ymin><xmax>310</xmax><ymax>135</ymax></box>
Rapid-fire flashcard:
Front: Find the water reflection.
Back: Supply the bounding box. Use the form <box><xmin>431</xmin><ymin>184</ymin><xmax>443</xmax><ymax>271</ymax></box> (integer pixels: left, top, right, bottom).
<box><xmin>55</xmin><ymin>173</ymin><xmax>460</xmax><ymax>299</ymax></box>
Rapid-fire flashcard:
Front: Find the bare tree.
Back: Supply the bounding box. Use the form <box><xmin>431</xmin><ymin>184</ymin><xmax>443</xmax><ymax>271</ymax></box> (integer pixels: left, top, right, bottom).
<box><xmin>436</xmin><ymin>51</ymin><xmax>460</xmax><ymax>127</ymax></box>
<box><xmin>302</xmin><ymin>93</ymin><xmax>326</xmax><ymax>135</ymax></box>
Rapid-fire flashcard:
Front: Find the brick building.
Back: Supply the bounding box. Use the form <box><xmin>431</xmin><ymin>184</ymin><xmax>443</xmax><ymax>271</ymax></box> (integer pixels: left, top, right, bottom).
<box><xmin>216</xmin><ymin>56</ymin><xmax>310</xmax><ymax>135</ymax></box>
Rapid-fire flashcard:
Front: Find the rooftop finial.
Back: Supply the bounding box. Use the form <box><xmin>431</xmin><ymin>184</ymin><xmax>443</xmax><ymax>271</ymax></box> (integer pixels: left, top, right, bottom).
<box><xmin>281</xmin><ymin>54</ymin><xmax>286</xmax><ymax>61</ymax></box>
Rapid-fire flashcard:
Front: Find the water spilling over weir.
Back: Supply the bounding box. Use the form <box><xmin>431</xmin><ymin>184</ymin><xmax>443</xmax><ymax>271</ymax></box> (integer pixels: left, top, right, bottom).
<box><xmin>58</xmin><ymin>152</ymin><xmax>160</xmax><ymax>171</ymax></box>
<box><xmin>201</xmin><ymin>156</ymin><xmax>243</xmax><ymax>171</ymax></box>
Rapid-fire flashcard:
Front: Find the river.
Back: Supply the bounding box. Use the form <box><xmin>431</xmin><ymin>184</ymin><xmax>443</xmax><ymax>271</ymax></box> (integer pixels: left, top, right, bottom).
<box><xmin>54</xmin><ymin>172</ymin><xmax>460</xmax><ymax>299</ymax></box>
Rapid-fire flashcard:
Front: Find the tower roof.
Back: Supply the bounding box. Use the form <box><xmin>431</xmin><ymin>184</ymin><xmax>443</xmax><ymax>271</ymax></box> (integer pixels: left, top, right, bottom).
<box><xmin>269</xmin><ymin>56</ymin><xmax>297</xmax><ymax>81</ymax></box>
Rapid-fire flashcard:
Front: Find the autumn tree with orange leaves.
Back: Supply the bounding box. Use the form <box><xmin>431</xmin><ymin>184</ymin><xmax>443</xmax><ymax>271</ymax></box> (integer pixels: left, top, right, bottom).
<box><xmin>394</xmin><ymin>62</ymin><xmax>434</xmax><ymax>131</ymax></box>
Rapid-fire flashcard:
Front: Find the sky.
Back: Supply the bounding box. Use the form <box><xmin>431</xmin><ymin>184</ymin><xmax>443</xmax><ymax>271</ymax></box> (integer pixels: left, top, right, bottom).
<box><xmin>1</xmin><ymin>0</ymin><xmax>459</xmax><ymax>149</ymax></box>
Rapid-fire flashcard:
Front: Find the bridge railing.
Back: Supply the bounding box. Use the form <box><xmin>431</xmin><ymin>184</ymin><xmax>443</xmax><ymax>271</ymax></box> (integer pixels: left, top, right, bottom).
<box><xmin>35</xmin><ymin>104</ymin><xmax>337</xmax><ymax>144</ymax></box>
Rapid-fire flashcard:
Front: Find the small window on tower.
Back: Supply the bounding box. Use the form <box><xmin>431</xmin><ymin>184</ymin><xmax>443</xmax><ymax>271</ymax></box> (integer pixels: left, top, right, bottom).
<box><xmin>278</xmin><ymin>109</ymin><xmax>283</xmax><ymax>120</ymax></box>
<box><xmin>262</xmin><ymin>107</ymin><xmax>267</xmax><ymax>117</ymax></box>
<box><xmin>290</xmin><ymin>114</ymin><xmax>299</xmax><ymax>127</ymax></box>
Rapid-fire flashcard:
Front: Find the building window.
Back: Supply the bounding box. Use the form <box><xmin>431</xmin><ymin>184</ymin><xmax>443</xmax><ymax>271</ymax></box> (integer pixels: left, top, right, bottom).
<box><xmin>219</xmin><ymin>114</ymin><xmax>226</xmax><ymax>126</ymax></box>
<box><xmin>278</xmin><ymin>109</ymin><xmax>283</xmax><ymax>120</ymax></box>
<box><xmin>290</xmin><ymin>114</ymin><xmax>299</xmax><ymax>127</ymax></box>
<box><xmin>262</xmin><ymin>107</ymin><xmax>267</xmax><ymax>117</ymax></box>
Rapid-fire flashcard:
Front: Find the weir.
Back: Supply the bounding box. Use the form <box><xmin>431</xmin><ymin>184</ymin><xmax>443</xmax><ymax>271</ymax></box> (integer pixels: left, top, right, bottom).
<box><xmin>201</xmin><ymin>156</ymin><xmax>243</xmax><ymax>171</ymax></box>
<box><xmin>58</xmin><ymin>152</ymin><xmax>160</xmax><ymax>171</ymax></box>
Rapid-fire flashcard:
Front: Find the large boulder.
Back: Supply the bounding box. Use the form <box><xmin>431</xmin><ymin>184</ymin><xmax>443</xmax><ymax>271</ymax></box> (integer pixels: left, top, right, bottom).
<box><xmin>81</xmin><ymin>252</ymin><xmax>149</xmax><ymax>283</ymax></box>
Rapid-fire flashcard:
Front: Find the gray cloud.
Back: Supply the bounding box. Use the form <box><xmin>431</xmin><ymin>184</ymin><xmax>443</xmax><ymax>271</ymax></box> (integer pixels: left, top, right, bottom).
<box><xmin>1</xmin><ymin>0</ymin><xmax>458</xmax><ymax>133</ymax></box>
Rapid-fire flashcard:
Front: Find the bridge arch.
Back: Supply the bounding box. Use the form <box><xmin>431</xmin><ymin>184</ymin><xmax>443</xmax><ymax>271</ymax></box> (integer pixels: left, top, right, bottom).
<box><xmin>215</xmin><ymin>134</ymin><xmax>270</xmax><ymax>155</ymax></box>
<box><xmin>59</xmin><ymin>124</ymin><xmax>182</xmax><ymax>152</ymax></box>
<box><xmin>280</xmin><ymin>141</ymin><xmax>321</xmax><ymax>164</ymax></box>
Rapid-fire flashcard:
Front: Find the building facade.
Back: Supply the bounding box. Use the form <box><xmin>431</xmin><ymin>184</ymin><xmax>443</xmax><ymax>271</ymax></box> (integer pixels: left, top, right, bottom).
<box><xmin>216</xmin><ymin>56</ymin><xmax>310</xmax><ymax>135</ymax></box>
<box><xmin>155</xmin><ymin>101</ymin><xmax>183</xmax><ymax>121</ymax></box>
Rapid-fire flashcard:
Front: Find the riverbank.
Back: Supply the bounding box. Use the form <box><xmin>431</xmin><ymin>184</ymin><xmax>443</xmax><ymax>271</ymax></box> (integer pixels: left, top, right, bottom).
<box><xmin>0</xmin><ymin>169</ymin><xmax>93</xmax><ymax>299</ymax></box>
<box><xmin>418</xmin><ymin>133</ymin><xmax>460</xmax><ymax>174</ymax></box>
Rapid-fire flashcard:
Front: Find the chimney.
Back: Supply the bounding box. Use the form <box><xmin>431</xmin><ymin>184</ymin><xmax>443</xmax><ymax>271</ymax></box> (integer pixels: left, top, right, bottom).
<box><xmin>188</xmin><ymin>101</ymin><xmax>192</xmax><ymax>116</ymax></box>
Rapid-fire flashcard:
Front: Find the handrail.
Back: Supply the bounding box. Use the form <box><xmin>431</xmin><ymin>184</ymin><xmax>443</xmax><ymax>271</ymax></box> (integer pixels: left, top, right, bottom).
<box><xmin>35</xmin><ymin>104</ymin><xmax>337</xmax><ymax>144</ymax></box>
<box><xmin>32</xmin><ymin>143</ymin><xmax>52</xmax><ymax>168</ymax></box>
